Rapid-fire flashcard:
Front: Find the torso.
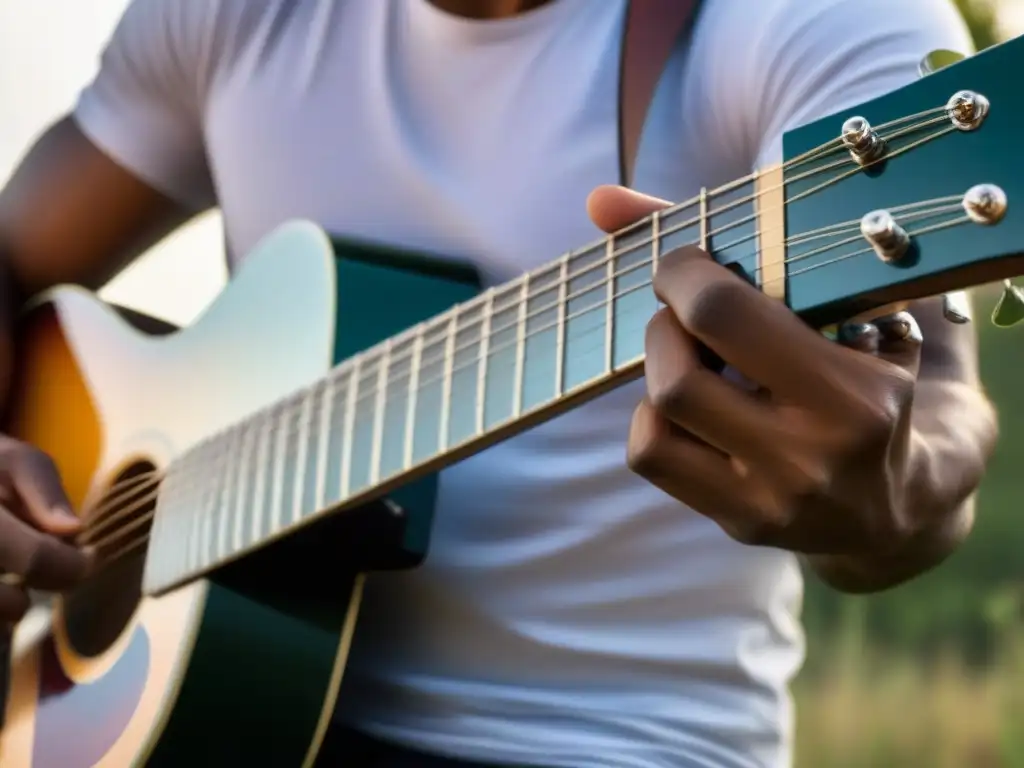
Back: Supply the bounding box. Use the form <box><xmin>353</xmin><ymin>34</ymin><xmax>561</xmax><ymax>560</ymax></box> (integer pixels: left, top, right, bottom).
<box><xmin>197</xmin><ymin>1</ymin><xmax>805</xmax><ymax>765</ymax></box>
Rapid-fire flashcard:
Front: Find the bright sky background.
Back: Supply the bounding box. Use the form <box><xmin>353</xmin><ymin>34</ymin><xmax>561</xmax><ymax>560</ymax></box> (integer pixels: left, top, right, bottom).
<box><xmin>1</xmin><ymin>0</ymin><xmax>1021</xmax><ymax>326</ymax></box>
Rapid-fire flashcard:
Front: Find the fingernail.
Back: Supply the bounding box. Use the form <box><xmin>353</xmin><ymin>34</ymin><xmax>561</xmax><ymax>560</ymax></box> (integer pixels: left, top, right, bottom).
<box><xmin>877</xmin><ymin>313</ymin><xmax>922</xmax><ymax>343</ymax></box>
<box><xmin>837</xmin><ymin>322</ymin><xmax>879</xmax><ymax>350</ymax></box>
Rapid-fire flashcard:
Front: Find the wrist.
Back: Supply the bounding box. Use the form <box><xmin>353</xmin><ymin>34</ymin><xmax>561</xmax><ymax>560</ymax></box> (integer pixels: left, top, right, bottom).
<box><xmin>904</xmin><ymin>385</ymin><xmax>996</xmax><ymax>530</ymax></box>
<box><xmin>807</xmin><ymin>497</ymin><xmax>975</xmax><ymax>594</ymax></box>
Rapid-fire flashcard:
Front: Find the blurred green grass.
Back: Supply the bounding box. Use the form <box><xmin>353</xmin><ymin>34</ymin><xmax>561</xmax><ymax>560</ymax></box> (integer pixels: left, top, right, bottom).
<box><xmin>796</xmin><ymin>283</ymin><xmax>1024</xmax><ymax>766</ymax></box>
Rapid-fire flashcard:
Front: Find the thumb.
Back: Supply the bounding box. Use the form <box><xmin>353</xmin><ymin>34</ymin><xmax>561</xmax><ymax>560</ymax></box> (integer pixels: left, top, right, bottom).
<box><xmin>586</xmin><ymin>185</ymin><xmax>672</xmax><ymax>234</ymax></box>
<box><xmin>10</xmin><ymin>453</ymin><xmax>81</xmax><ymax>536</ymax></box>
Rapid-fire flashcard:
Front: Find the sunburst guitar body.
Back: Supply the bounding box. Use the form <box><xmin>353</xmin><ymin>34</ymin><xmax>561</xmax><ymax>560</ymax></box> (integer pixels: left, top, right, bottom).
<box><xmin>0</xmin><ymin>223</ymin><xmax>480</xmax><ymax>766</ymax></box>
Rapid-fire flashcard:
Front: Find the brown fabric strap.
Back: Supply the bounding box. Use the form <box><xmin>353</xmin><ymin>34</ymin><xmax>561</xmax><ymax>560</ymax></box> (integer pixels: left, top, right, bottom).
<box><xmin>618</xmin><ymin>0</ymin><xmax>701</xmax><ymax>188</ymax></box>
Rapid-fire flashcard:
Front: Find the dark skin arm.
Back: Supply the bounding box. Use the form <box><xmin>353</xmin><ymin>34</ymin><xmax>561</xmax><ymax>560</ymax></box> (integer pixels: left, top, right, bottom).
<box><xmin>0</xmin><ymin>117</ymin><xmax>199</xmax><ymax>620</ymax></box>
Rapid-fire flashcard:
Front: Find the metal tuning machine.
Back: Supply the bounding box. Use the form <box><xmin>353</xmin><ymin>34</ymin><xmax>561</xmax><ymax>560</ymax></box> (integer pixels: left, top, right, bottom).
<box><xmin>918</xmin><ymin>49</ymin><xmax>966</xmax><ymax>77</ymax></box>
<box><xmin>992</xmin><ymin>281</ymin><xmax>1024</xmax><ymax>328</ymax></box>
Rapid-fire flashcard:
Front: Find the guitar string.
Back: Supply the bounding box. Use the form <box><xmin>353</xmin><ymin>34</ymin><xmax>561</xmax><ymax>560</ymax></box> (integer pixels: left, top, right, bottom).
<box><xmin>143</xmin><ymin>110</ymin><xmax>958</xmax><ymax>495</ymax></box>
<box><xmin>68</xmin><ymin>102</ymin><xmax>963</xmax><ymax>555</ymax></box>
<box><xmin>80</xmin><ymin>210</ymin><xmax>975</xmax><ymax>569</ymax></box>
<box><xmin>88</xmin><ymin>196</ymin><xmax>950</xmax><ymax>540</ymax></box>
<box><xmin>81</xmin><ymin>469</ymin><xmax>161</xmax><ymax>527</ymax></box>
<box><xmin>305</xmin><ymin>112</ymin><xmax>955</xmax><ymax>398</ymax></box>
<box><xmin>154</xmin><ymin>185</ymin><xmax>962</xmax><ymax>502</ymax></box>
<box><xmin>75</xmin><ymin>196</ymin><xmax>968</xmax><ymax>545</ymax></box>
<box><xmin>177</xmin><ymin>196</ymin><xmax>966</xmax><ymax>453</ymax></box>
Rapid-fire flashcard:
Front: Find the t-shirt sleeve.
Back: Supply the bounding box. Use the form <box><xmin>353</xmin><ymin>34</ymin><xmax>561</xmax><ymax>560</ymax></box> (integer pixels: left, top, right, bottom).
<box><xmin>73</xmin><ymin>0</ymin><xmax>218</xmax><ymax>211</ymax></box>
<box><xmin>743</xmin><ymin>0</ymin><xmax>975</xmax><ymax>169</ymax></box>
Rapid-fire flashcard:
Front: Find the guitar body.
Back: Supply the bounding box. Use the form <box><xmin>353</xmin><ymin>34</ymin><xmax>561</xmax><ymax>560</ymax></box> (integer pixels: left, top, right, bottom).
<box><xmin>0</xmin><ymin>222</ymin><xmax>479</xmax><ymax>767</ymax></box>
<box><xmin>1</xmin><ymin>35</ymin><xmax>1023</xmax><ymax>768</ymax></box>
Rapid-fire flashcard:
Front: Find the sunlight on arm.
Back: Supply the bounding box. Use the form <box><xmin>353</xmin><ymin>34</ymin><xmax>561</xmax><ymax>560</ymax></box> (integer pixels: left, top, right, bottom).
<box><xmin>0</xmin><ymin>0</ymin><xmax>226</xmax><ymax>328</ymax></box>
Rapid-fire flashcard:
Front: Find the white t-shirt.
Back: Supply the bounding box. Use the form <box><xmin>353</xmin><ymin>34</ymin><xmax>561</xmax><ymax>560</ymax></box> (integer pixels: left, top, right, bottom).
<box><xmin>75</xmin><ymin>1</ymin><xmax>971</xmax><ymax>765</ymax></box>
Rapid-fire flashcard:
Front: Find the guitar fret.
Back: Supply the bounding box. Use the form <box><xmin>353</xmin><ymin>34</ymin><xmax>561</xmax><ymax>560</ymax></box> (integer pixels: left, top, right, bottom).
<box><xmin>437</xmin><ymin>310</ymin><xmax>458</xmax><ymax>451</ymax></box>
<box><xmin>249</xmin><ymin>408</ymin><xmax>274</xmax><ymax>544</ymax></box>
<box><xmin>213</xmin><ymin>428</ymin><xmax>241</xmax><ymax>562</ymax></box>
<box><xmin>512</xmin><ymin>275</ymin><xmax>529</xmax><ymax>418</ymax></box>
<box><xmin>299</xmin><ymin>383</ymin><xmax>326</xmax><ymax>519</ymax></box>
<box><xmin>146</xmin><ymin>174</ymin><xmax>815</xmax><ymax>596</ymax></box>
<box><xmin>197</xmin><ymin>439</ymin><xmax>227</xmax><ymax>570</ymax></box>
<box><xmin>699</xmin><ymin>187</ymin><xmax>708</xmax><ymax>251</ymax></box>
<box><xmin>322</xmin><ymin>374</ymin><xmax>349</xmax><ymax>505</ymax></box>
<box><xmin>403</xmin><ymin>328</ymin><xmax>424</xmax><ymax>470</ymax></box>
<box><xmin>705</xmin><ymin>180</ymin><xmax>758</xmax><ymax>272</ymax></box>
<box><xmin>268</xmin><ymin>401</ymin><xmax>291</xmax><ymax>534</ymax></box>
<box><xmin>313</xmin><ymin>376</ymin><xmax>335</xmax><ymax>510</ymax></box>
<box><xmin>339</xmin><ymin>358</ymin><xmax>361</xmax><ymax>497</ymax></box>
<box><xmin>554</xmin><ymin>254</ymin><xmax>568</xmax><ymax>397</ymax></box>
<box><xmin>198</xmin><ymin>498</ymin><xmax>214</xmax><ymax>571</ymax></box>
<box><xmin>410</xmin><ymin>320</ymin><xmax>447</xmax><ymax>464</ymax></box>
<box><xmin>232</xmin><ymin>421</ymin><xmax>258</xmax><ymax>551</ymax></box>
<box><xmin>475</xmin><ymin>291</ymin><xmax>494</xmax><ymax>434</ymax></box>
<box><xmin>651</xmin><ymin>210</ymin><xmax>661</xmax><ymax>276</ymax></box>
<box><xmin>369</xmin><ymin>342</ymin><xmax>392</xmax><ymax>485</ymax></box>
<box><xmin>288</xmin><ymin>391</ymin><xmax>312</xmax><ymax>524</ymax></box>
<box><xmin>604</xmin><ymin>237</ymin><xmax>615</xmax><ymax>373</ymax></box>
<box><xmin>188</xmin><ymin>443</ymin><xmax>216</xmax><ymax>571</ymax></box>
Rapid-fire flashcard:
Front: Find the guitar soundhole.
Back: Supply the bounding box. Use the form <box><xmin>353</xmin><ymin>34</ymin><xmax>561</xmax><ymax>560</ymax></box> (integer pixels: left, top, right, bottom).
<box><xmin>61</xmin><ymin>461</ymin><xmax>158</xmax><ymax>658</ymax></box>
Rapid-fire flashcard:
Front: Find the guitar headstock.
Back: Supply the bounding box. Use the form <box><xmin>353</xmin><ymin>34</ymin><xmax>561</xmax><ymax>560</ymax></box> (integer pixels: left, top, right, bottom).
<box><xmin>780</xmin><ymin>35</ymin><xmax>1024</xmax><ymax>328</ymax></box>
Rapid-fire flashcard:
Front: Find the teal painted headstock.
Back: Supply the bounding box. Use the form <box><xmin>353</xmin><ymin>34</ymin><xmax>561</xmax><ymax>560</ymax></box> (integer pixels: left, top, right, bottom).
<box><xmin>780</xmin><ymin>35</ymin><xmax>1024</xmax><ymax>328</ymax></box>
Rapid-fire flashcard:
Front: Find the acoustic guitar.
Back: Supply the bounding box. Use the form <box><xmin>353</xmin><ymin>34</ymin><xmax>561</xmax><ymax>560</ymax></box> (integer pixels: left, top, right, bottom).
<box><xmin>2</xmin><ymin>39</ymin><xmax>1023</xmax><ymax>768</ymax></box>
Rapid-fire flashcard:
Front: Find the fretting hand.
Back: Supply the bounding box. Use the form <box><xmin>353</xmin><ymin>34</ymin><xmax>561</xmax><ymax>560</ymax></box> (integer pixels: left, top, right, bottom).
<box><xmin>588</xmin><ymin>185</ymin><xmax>994</xmax><ymax>571</ymax></box>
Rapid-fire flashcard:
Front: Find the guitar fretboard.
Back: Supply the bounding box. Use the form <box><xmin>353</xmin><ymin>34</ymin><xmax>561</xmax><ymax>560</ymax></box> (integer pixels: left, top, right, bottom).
<box><xmin>145</xmin><ymin>173</ymin><xmax>771</xmax><ymax>593</ymax></box>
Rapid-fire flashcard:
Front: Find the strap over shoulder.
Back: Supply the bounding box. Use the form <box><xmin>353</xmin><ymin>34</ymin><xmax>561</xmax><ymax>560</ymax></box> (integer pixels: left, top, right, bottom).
<box><xmin>618</xmin><ymin>0</ymin><xmax>702</xmax><ymax>188</ymax></box>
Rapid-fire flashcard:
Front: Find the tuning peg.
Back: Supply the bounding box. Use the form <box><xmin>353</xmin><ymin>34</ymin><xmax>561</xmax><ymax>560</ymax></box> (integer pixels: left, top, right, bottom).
<box><xmin>941</xmin><ymin>292</ymin><xmax>972</xmax><ymax>324</ymax></box>
<box><xmin>991</xmin><ymin>280</ymin><xmax>1024</xmax><ymax>328</ymax></box>
<box><xmin>919</xmin><ymin>49</ymin><xmax>966</xmax><ymax>78</ymax></box>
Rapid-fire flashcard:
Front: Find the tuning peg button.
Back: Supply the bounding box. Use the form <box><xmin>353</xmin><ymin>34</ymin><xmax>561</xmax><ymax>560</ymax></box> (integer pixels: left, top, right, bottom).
<box><xmin>942</xmin><ymin>292</ymin><xmax>972</xmax><ymax>324</ymax></box>
<box><xmin>919</xmin><ymin>49</ymin><xmax>966</xmax><ymax>77</ymax></box>
<box><xmin>992</xmin><ymin>280</ymin><xmax>1024</xmax><ymax>328</ymax></box>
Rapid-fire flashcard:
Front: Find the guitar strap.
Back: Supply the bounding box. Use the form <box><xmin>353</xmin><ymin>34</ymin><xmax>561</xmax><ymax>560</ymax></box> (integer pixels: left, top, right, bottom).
<box><xmin>618</xmin><ymin>0</ymin><xmax>703</xmax><ymax>188</ymax></box>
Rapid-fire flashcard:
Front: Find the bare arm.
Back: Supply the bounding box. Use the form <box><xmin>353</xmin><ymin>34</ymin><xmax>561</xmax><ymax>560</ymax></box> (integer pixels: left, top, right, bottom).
<box><xmin>0</xmin><ymin>117</ymin><xmax>202</xmax><ymax>399</ymax></box>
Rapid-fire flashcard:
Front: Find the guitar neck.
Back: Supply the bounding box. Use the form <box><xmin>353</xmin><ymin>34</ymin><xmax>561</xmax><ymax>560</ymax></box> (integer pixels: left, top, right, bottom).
<box><xmin>146</xmin><ymin>168</ymin><xmax>785</xmax><ymax>592</ymax></box>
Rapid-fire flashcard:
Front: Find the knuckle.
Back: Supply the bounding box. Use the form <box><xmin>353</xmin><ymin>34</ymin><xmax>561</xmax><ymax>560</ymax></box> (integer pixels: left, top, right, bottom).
<box><xmin>647</xmin><ymin>369</ymin><xmax>700</xmax><ymax>418</ymax></box>
<box><xmin>787</xmin><ymin>473</ymin><xmax>831</xmax><ymax>508</ymax></box>
<box><xmin>643</xmin><ymin>306</ymin><xmax>675</xmax><ymax>347</ymax></box>
<box><xmin>626</xmin><ymin>432</ymin><xmax>660</xmax><ymax>476</ymax></box>
<box><xmin>682</xmin><ymin>278</ymin><xmax>745</xmax><ymax>338</ymax></box>
<box><xmin>626</xmin><ymin>407</ymin><xmax>666</xmax><ymax>476</ymax></box>
<box><xmin>652</xmin><ymin>245</ymin><xmax>701</xmax><ymax>293</ymax></box>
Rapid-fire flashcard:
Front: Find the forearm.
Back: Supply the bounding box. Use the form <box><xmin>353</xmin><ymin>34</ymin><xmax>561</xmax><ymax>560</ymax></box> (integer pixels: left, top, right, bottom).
<box><xmin>808</xmin><ymin>376</ymin><xmax>997</xmax><ymax>594</ymax></box>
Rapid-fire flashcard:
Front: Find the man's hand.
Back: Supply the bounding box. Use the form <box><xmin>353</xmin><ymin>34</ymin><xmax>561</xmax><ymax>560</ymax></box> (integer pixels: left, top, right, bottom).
<box><xmin>0</xmin><ymin>436</ymin><xmax>92</xmax><ymax>624</ymax></box>
<box><xmin>588</xmin><ymin>186</ymin><xmax>996</xmax><ymax>589</ymax></box>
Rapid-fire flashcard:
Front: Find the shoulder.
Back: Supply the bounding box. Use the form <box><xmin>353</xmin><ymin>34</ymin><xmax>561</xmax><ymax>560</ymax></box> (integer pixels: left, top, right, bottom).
<box><xmin>693</xmin><ymin>0</ymin><xmax>971</xmax><ymax>62</ymax></box>
<box><xmin>104</xmin><ymin>0</ymin><xmax>313</xmax><ymax>77</ymax></box>
<box><xmin>684</xmin><ymin>0</ymin><xmax>974</xmax><ymax>168</ymax></box>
